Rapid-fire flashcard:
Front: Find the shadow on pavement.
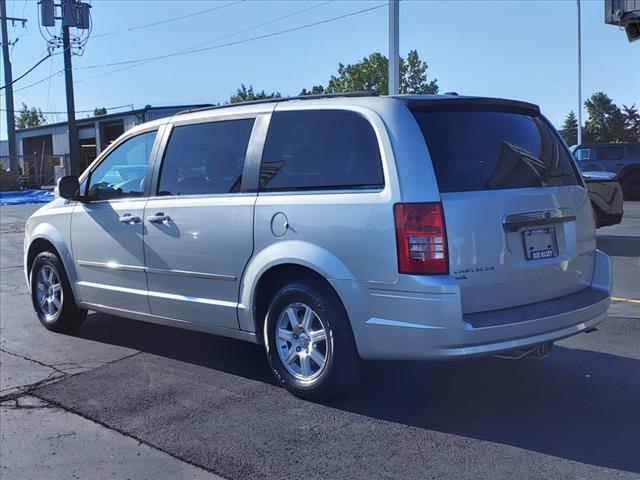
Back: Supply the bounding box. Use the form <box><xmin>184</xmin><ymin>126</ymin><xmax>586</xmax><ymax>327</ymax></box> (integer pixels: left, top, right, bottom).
<box><xmin>68</xmin><ymin>312</ymin><xmax>640</xmax><ymax>474</ymax></box>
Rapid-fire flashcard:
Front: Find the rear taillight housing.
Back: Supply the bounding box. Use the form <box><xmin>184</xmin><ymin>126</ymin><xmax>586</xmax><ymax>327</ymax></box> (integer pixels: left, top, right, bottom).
<box><xmin>394</xmin><ymin>202</ymin><xmax>448</xmax><ymax>275</ymax></box>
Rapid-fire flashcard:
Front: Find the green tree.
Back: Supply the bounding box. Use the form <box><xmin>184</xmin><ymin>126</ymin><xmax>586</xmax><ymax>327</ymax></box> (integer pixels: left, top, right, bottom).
<box><xmin>401</xmin><ymin>49</ymin><xmax>439</xmax><ymax>94</ymax></box>
<box><xmin>94</xmin><ymin>107</ymin><xmax>107</xmax><ymax>116</ymax></box>
<box><xmin>583</xmin><ymin>92</ymin><xmax>626</xmax><ymax>143</ymax></box>
<box><xmin>229</xmin><ymin>84</ymin><xmax>281</xmax><ymax>104</ymax></box>
<box><xmin>560</xmin><ymin>111</ymin><xmax>579</xmax><ymax>146</ymax></box>
<box><xmin>326</xmin><ymin>50</ymin><xmax>438</xmax><ymax>95</ymax></box>
<box><xmin>299</xmin><ymin>85</ymin><xmax>326</xmax><ymax>96</ymax></box>
<box><xmin>621</xmin><ymin>104</ymin><xmax>640</xmax><ymax>142</ymax></box>
<box><xmin>15</xmin><ymin>103</ymin><xmax>46</xmax><ymax>129</ymax></box>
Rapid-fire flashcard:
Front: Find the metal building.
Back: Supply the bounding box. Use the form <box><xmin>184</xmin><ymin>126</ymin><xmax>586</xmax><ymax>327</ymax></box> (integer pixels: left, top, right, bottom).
<box><xmin>1</xmin><ymin>104</ymin><xmax>209</xmax><ymax>189</ymax></box>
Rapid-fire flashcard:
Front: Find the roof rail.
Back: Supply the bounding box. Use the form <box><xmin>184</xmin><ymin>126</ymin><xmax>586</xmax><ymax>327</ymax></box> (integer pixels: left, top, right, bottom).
<box><xmin>175</xmin><ymin>91</ymin><xmax>379</xmax><ymax>116</ymax></box>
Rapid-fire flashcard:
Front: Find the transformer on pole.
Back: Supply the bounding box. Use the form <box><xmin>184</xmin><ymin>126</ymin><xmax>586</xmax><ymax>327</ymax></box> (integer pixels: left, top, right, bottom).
<box><xmin>38</xmin><ymin>0</ymin><xmax>92</xmax><ymax>176</ymax></box>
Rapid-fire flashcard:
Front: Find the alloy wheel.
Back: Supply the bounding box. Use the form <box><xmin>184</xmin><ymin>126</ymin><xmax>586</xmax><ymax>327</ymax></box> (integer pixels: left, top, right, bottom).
<box><xmin>35</xmin><ymin>264</ymin><xmax>63</xmax><ymax>320</ymax></box>
<box><xmin>275</xmin><ymin>302</ymin><xmax>330</xmax><ymax>381</ymax></box>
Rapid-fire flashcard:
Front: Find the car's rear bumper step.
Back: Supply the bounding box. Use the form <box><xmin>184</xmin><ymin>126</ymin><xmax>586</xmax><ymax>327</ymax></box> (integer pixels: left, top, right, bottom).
<box><xmin>464</xmin><ymin>287</ymin><xmax>609</xmax><ymax>329</ymax></box>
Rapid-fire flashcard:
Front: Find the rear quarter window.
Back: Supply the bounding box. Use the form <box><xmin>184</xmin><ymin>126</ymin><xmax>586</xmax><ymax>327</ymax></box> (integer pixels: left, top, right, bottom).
<box><xmin>412</xmin><ymin>107</ymin><xmax>580</xmax><ymax>193</ymax></box>
<box><xmin>259</xmin><ymin>110</ymin><xmax>384</xmax><ymax>191</ymax></box>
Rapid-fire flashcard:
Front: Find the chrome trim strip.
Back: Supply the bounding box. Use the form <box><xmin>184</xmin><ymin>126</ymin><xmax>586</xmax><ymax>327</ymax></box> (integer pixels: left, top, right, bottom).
<box><xmin>77</xmin><ymin>281</ymin><xmax>148</xmax><ymax>295</ymax></box>
<box><xmin>367</xmin><ymin>317</ymin><xmax>444</xmax><ymax>330</ymax></box>
<box><xmin>146</xmin><ymin>266</ymin><xmax>236</xmax><ymax>281</ymax></box>
<box><xmin>76</xmin><ymin>260</ymin><xmax>235</xmax><ymax>281</ymax></box>
<box><xmin>77</xmin><ymin>281</ymin><xmax>237</xmax><ymax>308</ymax></box>
<box><xmin>76</xmin><ymin>260</ymin><xmax>146</xmax><ymax>273</ymax></box>
<box><xmin>502</xmin><ymin>208</ymin><xmax>576</xmax><ymax>232</ymax></box>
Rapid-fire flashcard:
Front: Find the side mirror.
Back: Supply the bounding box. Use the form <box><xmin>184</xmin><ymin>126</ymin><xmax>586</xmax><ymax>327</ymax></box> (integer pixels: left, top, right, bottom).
<box><xmin>58</xmin><ymin>175</ymin><xmax>80</xmax><ymax>200</ymax></box>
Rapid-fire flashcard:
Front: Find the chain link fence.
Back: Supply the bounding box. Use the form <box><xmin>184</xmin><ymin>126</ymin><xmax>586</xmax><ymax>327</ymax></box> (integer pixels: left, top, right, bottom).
<box><xmin>0</xmin><ymin>154</ymin><xmax>71</xmax><ymax>191</ymax></box>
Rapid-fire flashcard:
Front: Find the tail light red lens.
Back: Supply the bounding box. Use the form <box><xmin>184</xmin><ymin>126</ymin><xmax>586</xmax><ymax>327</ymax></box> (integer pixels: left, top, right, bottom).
<box><xmin>394</xmin><ymin>202</ymin><xmax>448</xmax><ymax>275</ymax></box>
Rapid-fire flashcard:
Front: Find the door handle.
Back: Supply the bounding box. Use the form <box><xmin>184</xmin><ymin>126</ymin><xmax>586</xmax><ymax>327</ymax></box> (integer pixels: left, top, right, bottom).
<box><xmin>147</xmin><ymin>212</ymin><xmax>171</xmax><ymax>223</ymax></box>
<box><xmin>118</xmin><ymin>214</ymin><xmax>140</xmax><ymax>224</ymax></box>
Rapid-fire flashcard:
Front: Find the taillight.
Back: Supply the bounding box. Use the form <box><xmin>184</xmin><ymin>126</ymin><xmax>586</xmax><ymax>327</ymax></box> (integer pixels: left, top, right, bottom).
<box><xmin>394</xmin><ymin>202</ymin><xmax>448</xmax><ymax>274</ymax></box>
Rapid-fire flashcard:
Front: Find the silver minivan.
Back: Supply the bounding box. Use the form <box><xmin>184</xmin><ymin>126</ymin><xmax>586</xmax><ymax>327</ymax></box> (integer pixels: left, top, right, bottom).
<box><xmin>24</xmin><ymin>93</ymin><xmax>612</xmax><ymax>399</ymax></box>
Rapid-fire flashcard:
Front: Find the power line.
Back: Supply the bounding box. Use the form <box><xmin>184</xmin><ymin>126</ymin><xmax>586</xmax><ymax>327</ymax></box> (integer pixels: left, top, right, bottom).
<box><xmin>1</xmin><ymin>103</ymin><xmax>134</xmax><ymax>114</ymax></box>
<box><xmin>184</xmin><ymin>0</ymin><xmax>333</xmax><ymax>51</ymax></box>
<box><xmin>10</xmin><ymin>3</ymin><xmax>386</xmax><ymax>93</ymax></box>
<box><xmin>0</xmin><ymin>53</ymin><xmax>51</xmax><ymax>90</ymax></box>
<box><xmin>75</xmin><ymin>1</ymin><xmax>335</xmax><ymax>84</ymax></box>
<box><xmin>92</xmin><ymin>0</ymin><xmax>245</xmax><ymax>38</ymax></box>
<box><xmin>12</xmin><ymin>68</ymin><xmax>63</xmax><ymax>93</ymax></box>
<box><xmin>77</xmin><ymin>3</ymin><xmax>387</xmax><ymax>71</ymax></box>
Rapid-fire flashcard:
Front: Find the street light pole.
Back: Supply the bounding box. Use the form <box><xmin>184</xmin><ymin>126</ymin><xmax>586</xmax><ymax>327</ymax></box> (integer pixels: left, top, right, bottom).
<box><xmin>577</xmin><ymin>0</ymin><xmax>582</xmax><ymax>145</ymax></box>
<box><xmin>388</xmin><ymin>0</ymin><xmax>399</xmax><ymax>95</ymax></box>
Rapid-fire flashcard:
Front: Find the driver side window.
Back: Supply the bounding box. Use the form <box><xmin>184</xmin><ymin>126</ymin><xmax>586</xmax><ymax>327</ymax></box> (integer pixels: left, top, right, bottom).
<box><xmin>87</xmin><ymin>131</ymin><xmax>157</xmax><ymax>200</ymax></box>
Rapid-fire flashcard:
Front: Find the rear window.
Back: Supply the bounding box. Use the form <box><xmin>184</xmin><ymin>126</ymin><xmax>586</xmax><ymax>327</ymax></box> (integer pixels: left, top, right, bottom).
<box><xmin>412</xmin><ymin>107</ymin><xmax>580</xmax><ymax>193</ymax></box>
<box><xmin>259</xmin><ymin>110</ymin><xmax>384</xmax><ymax>191</ymax></box>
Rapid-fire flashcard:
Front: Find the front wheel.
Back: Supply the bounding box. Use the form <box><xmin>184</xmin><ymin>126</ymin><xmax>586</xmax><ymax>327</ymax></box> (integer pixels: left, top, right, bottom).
<box><xmin>30</xmin><ymin>251</ymin><xmax>86</xmax><ymax>332</ymax></box>
<box><xmin>264</xmin><ymin>280</ymin><xmax>359</xmax><ymax>400</ymax></box>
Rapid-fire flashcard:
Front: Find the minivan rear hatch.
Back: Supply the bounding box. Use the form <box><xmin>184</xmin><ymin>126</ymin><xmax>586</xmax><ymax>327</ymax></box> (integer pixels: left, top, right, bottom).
<box><xmin>410</xmin><ymin>98</ymin><xmax>595</xmax><ymax>314</ymax></box>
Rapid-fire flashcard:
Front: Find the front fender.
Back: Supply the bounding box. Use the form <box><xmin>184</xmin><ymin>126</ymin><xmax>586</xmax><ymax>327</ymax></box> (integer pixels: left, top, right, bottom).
<box><xmin>27</xmin><ymin>222</ymin><xmax>80</xmax><ymax>299</ymax></box>
<box><xmin>237</xmin><ymin>240</ymin><xmax>357</xmax><ymax>332</ymax></box>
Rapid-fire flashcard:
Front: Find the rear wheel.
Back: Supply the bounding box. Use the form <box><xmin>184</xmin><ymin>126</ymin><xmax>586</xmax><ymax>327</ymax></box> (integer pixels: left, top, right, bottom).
<box><xmin>30</xmin><ymin>252</ymin><xmax>86</xmax><ymax>332</ymax></box>
<box><xmin>264</xmin><ymin>280</ymin><xmax>359</xmax><ymax>400</ymax></box>
<box><xmin>621</xmin><ymin>171</ymin><xmax>640</xmax><ymax>200</ymax></box>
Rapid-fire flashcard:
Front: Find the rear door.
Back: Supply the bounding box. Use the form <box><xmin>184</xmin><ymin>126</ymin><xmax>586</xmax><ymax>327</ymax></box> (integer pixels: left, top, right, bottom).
<box><xmin>411</xmin><ymin>103</ymin><xmax>595</xmax><ymax>314</ymax></box>
<box><xmin>142</xmin><ymin>115</ymin><xmax>258</xmax><ymax>329</ymax></box>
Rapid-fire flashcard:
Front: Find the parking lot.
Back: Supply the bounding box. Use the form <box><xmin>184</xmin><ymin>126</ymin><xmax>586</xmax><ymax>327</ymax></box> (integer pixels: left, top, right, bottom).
<box><xmin>1</xmin><ymin>202</ymin><xmax>639</xmax><ymax>479</ymax></box>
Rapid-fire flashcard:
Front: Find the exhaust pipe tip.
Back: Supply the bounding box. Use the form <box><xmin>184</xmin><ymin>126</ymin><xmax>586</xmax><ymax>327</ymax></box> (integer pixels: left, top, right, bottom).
<box><xmin>494</xmin><ymin>342</ymin><xmax>554</xmax><ymax>360</ymax></box>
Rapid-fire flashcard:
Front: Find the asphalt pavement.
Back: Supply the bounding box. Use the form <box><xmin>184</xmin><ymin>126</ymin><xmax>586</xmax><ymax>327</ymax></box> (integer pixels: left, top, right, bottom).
<box><xmin>1</xmin><ymin>202</ymin><xmax>638</xmax><ymax>480</ymax></box>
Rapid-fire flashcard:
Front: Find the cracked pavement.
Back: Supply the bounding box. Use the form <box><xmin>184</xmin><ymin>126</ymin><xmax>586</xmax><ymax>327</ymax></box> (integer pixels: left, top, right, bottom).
<box><xmin>0</xmin><ymin>205</ymin><xmax>221</xmax><ymax>480</ymax></box>
<box><xmin>1</xmin><ymin>202</ymin><xmax>638</xmax><ymax>480</ymax></box>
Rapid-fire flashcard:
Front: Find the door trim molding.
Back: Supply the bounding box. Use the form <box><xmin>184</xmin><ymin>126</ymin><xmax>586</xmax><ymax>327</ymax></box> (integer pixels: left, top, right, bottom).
<box><xmin>76</xmin><ymin>260</ymin><xmax>235</xmax><ymax>281</ymax></box>
<box><xmin>146</xmin><ymin>266</ymin><xmax>236</xmax><ymax>281</ymax></box>
<box><xmin>77</xmin><ymin>260</ymin><xmax>145</xmax><ymax>273</ymax></box>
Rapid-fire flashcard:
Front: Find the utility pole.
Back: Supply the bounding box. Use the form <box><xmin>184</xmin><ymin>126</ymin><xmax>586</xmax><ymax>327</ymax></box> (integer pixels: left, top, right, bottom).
<box><xmin>38</xmin><ymin>0</ymin><xmax>91</xmax><ymax>177</ymax></box>
<box><xmin>388</xmin><ymin>0</ymin><xmax>399</xmax><ymax>95</ymax></box>
<box><xmin>576</xmin><ymin>0</ymin><xmax>582</xmax><ymax>145</ymax></box>
<box><xmin>62</xmin><ymin>21</ymin><xmax>80</xmax><ymax>176</ymax></box>
<box><xmin>0</xmin><ymin>0</ymin><xmax>27</xmax><ymax>172</ymax></box>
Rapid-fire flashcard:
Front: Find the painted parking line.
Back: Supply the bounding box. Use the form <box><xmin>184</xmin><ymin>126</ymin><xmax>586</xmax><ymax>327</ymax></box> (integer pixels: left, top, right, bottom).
<box><xmin>611</xmin><ymin>297</ymin><xmax>640</xmax><ymax>304</ymax></box>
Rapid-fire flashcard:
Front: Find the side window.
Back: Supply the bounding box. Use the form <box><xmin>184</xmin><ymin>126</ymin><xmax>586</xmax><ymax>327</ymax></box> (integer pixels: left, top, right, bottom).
<box><xmin>157</xmin><ymin>119</ymin><xmax>255</xmax><ymax>196</ymax></box>
<box><xmin>596</xmin><ymin>146</ymin><xmax>623</xmax><ymax>161</ymax></box>
<box><xmin>87</xmin><ymin>131</ymin><xmax>156</xmax><ymax>200</ymax></box>
<box><xmin>259</xmin><ymin>110</ymin><xmax>384</xmax><ymax>191</ymax></box>
<box><xmin>574</xmin><ymin>148</ymin><xmax>591</xmax><ymax>161</ymax></box>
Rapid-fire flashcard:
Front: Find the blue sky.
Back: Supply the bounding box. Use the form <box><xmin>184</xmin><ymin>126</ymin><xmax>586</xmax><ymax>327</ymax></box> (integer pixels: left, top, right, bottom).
<box><xmin>1</xmin><ymin>0</ymin><xmax>639</xmax><ymax>139</ymax></box>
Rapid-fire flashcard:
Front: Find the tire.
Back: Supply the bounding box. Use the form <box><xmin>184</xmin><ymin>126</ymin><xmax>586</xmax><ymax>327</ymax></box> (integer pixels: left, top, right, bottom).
<box><xmin>621</xmin><ymin>171</ymin><xmax>640</xmax><ymax>200</ymax></box>
<box><xmin>30</xmin><ymin>251</ymin><xmax>86</xmax><ymax>332</ymax></box>
<box><xmin>264</xmin><ymin>279</ymin><xmax>359</xmax><ymax>400</ymax></box>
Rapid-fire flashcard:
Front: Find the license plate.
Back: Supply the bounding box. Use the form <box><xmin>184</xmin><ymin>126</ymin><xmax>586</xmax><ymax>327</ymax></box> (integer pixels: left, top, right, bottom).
<box><xmin>522</xmin><ymin>228</ymin><xmax>558</xmax><ymax>260</ymax></box>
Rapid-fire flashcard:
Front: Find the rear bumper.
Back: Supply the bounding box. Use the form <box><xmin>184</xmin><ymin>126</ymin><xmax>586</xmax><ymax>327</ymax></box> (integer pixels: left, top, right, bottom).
<box><xmin>333</xmin><ymin>249</ymin><xmax>612</xmax><ymax>360</ymax></box>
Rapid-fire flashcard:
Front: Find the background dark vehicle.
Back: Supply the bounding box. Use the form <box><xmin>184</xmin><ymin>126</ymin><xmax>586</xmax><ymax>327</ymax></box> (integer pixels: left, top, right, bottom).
<box><xmin>572</xmin><ymin>143</ymin><xmax>640</xmax><ymax>199</ymax></box>
<box><xmin>583</xmin><ymin>171</ymin><xmax>624</xmax><ymax>228</ymax></box>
